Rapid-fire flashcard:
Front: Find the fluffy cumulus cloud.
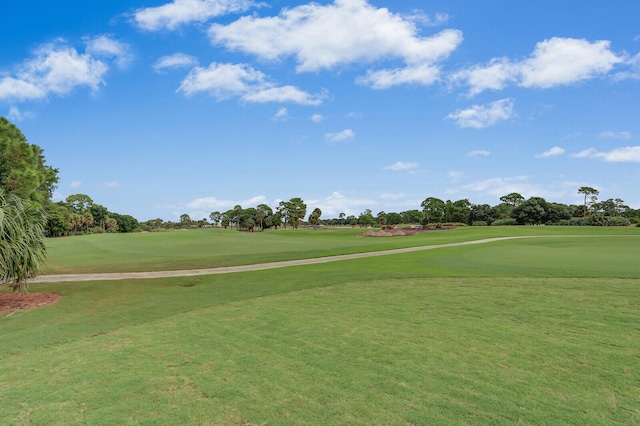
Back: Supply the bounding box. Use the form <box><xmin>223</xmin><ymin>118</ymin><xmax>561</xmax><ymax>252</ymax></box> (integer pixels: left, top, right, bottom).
<box><xmin>447</xmin><ymin>98</ymin><xmax>514</xmax><ymax>129</ymax></box>
<box><xmin>186</xmin><ymin>195</ymin><xmax>268</xmax><ymax>212</ymax></box>
<box><xmin>209</xmin><ymin>0</ymin><xmax>463</xmax><ymax>88</ymax></box>
<box><xmin>133</xmin><ymin>0</ymin><xmax>260</xmax><ymax>31</ymax></box>
<box><xmin>0</xmin><ymin>37</ymin><xmax>127</xmax><ymax>102</ymax></box>
<box><xmin>453</xmin><ymin>37</ymin><xmax>624</xmax><ymax>95</ymax></box>
<box><xmin>153</xmin><ymin>53</ymin><xmax>199</xmax><ymax>73</ymax></box>
<box><xmin>84</xmin><ymin>35</ymin><xmax>132</xmax><ymax>68</ymax></box>
<box><xmin>463</xmin><ymin>176</ymin><xmax>571</xmax><ymax>200</ymax></box>
<box><xmin>384</xmin><ymin>161</ymin><xmax>418</xmax><ymax>171</ymax></box>
<box><xmin>571</xmin><ymin>146</ymin><xmax>640</xmax><ymax>162</ymax></box>
<box><xmin>178</xmin><ymin>62</ymin><xmax>322</xmax><ymax>105</ymax></box>
<box><xmin>535</xmin><ymin>146</ymin><xmax>565</xmax><ymax>158</ymax></box>
<box><xmin>310</xmin><ymin>113</ymin><xmax>325</xmax><ymax>123</ymax></box>
<box><xmin>325</xmin><ymin>129</ymin><xmax>355</xmax><ymax>142</ymax></box>
<box><xmin>307</xmin><ymin>191</ymin><xmax>376</xmax><ymax>217</ymax></box>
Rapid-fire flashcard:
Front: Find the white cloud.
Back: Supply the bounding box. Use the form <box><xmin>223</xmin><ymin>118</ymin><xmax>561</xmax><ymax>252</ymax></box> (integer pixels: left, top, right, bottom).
<box><xmin>356</xmin><ymin>63</ymin><xmax>441</xmax><ymax>89</ymax></box>
<box><xmin>0</xmin><ymin>41</ymin><xmax>111</xmax><ymax>102</ymax></box>
<box><xmin>103</xmin><ymin>181</ymin><xmax>121</xmax><ymax>188</ymax></box>
<box><xmin>454</xmin><ymin>37</ymin><xmax>623</xmax><ymax>95</ymax></box>
<box><xmin>379</xmin><ymin>192</ymin><xmax>406</xmax><ymax>201</ymax></box>
<box><xmin>571</xmin><ymin>148</ymin><xmax>598</xmax><ymax>158</ymax></box>
<box><xmin>209</xmin><ymin>1</ymin><xmax>463</xmax><ymax>88</ymax></box>
<box><xmin>572</xmin><ymin>146</ymin><xmax>640</xmax><ymax>162</ymax></box>
<box><xmin>463</xmin><ymin>176</ymin><xmax>570</xmax><ymax>200</ymax></box>
<box><xmin>153</xmin><ymin>53</ymin><xmax>198</xmax><ymax>73</ymax></box>
<box><xmin>404</xmin><ymin>11</ymin><xmax>449</xmax><ymax>27</ymax></box>
<box><xmin>325</xmin><ymin>129</ymin><xmax>355</xmax><ymax>142</ymax></box>
<box><xmin>535</xmin><ymin>146</ymin><xmax>565</xmax><ymax>158</ymax></box>
<box><xmin>70</xmin><ymin>180</ymin><xmax>83</xmax><ymax>188</ymax></box>
<box><xmin>7</xmin><ymin>106</ymin><xmax>25</xmax><ymax>122</ymax></box>
<box><xmin>186</xmin><ymin>195</ymin><xmax>268</xmax><ymax>211</ymax></box>
<box><xmin>84</xmin><ymin>35</ymin><xmax>132</xmax><ymax>68</ymax></box>
<box><xmin>310</xmin><ymin>113</ymin><xmax>325</xmax><ymax>123</ymax></box>
<box><xmin>242</xmin><ymin>85</ymin><xmax>323</xmax><ymax>105</ymax></box>
<box><xmin>178</xmin><ymin>62</ymin><xmax>322</xmax><ymax>105</ymax></box>
<box><xmin>273</xmin><ymin>107</ymin><xmax>288</xmax><ymax>121</ymax></box>
<box><xmin>307</xmin><ymin>191</ymin><xmax>376</xmax><ymax>217</ymax></box>
<box><xmin>599</xmin><ymin>131</ymin><xmax>631</xmax><ymax>139</ymax></box>
<box><xmin>384</xmin><ymin>161</ymin><xmax>418</xmax><ymax>171</ymax></box>
<box><xmin>447</xmin><ymin>98</ymin><xmax>514</xmax><ymax>129</ymax></box>
<box><xmin>133</xmin><ymin>0</ymin><xmax>260</xmax><ymax>31</ymax></box>
<box><xmin>467</xmin><ymin>149</ymin><xmax>490</xmax><ymax>157</ymax></box>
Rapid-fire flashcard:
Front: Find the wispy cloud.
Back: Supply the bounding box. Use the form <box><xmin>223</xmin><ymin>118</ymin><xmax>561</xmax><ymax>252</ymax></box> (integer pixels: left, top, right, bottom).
<box><xmin>599</xmin><ymin>131</ymin><xmax>631</xmax><ymax>139</ymax></box>
<box><xmin>273</xmin><ymin>107</ymin><xmax>288</xmax><ymax>121</ymax></box>
<box><xmin>153</xmin><ymin>53</ymin><xmax>198</xmax><ymax>73</ymax></box>
<box><xmin>310</xmin><ymin>113</ymin><xmax>325</xmax><ymax>123</ymax></box>
<box><xmin>535</xmin><ymin>146</ymin><xmax>565</xmax><ymax>158</ymax></box>
<box><xmin>467</xmin><ymin>149</ymin><xmax>490</xmax><ymax>157</ymax></box>
<box><xmin>307</xmin><ymin>191</ymin><xmax>376</xmax><ymax>217</ymax></box>
<box><xmin>325</xmin><ymin>129</ymin><xmax>355</xmax><ymax>142</ymax></box>
<box><xmin>384</xmin><ymin>161</ymin><xmax>418</xmax><ymax>171</ymax></box>
<box><xmin>571</xmin><ymin>146</ymin><xmax>640</xmax><ymax>162</ymax></box>
<box><xmin>70</xmin><ymin>180</ymin><xmax>83</xmax><ymax>188</ymax></box>
<box><xmin>103</xmin><ymin>181</ymin><xmax>121</xmax><ymax>188</ymax></box>
<box><xmin>447</xmin><ymin>98</ymin><xmax>515</xmax><ymax>129</ymax></box>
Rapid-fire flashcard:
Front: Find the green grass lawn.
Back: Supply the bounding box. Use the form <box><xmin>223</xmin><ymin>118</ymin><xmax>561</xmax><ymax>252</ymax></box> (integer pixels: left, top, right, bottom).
<box><xmin>2</xmin><ymin>228</ymin><xmax>640</xmax><ymax>424</ymax></box>
<box><xmin>43</xmin><ymin>225</ymin><xmax>640</xmax><ymax>274</ymax></box>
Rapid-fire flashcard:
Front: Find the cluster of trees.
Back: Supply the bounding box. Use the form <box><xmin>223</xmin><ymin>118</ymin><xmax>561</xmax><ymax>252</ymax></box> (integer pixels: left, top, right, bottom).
<box><xmin>1</xmin><ymin>117</ymin><xmax>58</xmax><ymax>293</ymax></box>
<box><xmin>143</xmin><ymin>198</ymin><xmax>309</xmax><ymax>232</ymax></box>
<box><xmin>45</xmin><ymin>194</ymin><xmax>139</xmax><ymax>237</ymax></box>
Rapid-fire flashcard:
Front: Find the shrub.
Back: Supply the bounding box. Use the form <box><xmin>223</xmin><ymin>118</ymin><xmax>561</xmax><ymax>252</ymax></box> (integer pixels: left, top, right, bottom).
<box><xmin>491</xmin><ymin>218</ymin><xmax>518</xmax><ymax>226</ymax></box>
<box><xmin>472</xmin><ymin>221</ymin><xmax>488</xmax><ymax>226</ymax></box>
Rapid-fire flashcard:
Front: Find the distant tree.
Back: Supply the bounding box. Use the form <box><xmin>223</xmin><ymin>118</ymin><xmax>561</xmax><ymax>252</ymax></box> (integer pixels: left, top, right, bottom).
<box><xmin>470</xmin><ymin>204</ymin><xmax>494</xmax><ymax>225</ymax></box>
<box><xmin>421</xmin><ymin>197</ymin><xmax>445</xmax><ymax>224</ymax></box>
<box><xmin>209</xmin><ymin>211</ymin><xmax>221</xmax><ymax>227</ymax></box>
<box><xmin>233</xmin><ymin>205</ymin><xmax>243</xmax><ymax>230</ymax></box>
<box><xmin>377</xmin><ymin>211</ymin><xmax>387</xmax><ymax>226</ymax></box>
<box><xmin>288</xmin><ymin>198</ymin><xmax>307</xmax><ymax>229</ymax></box>
<box><xmin>578</xmin><ymin>186</ymin><xmax>599</xmax><ymax>217</ymax></box>
<box><xmin>357</xmin><ymin>209</ymin><xmax>375</xmax><ymax>227</ymax></box>
<box><xmin>256</xmin><ymin>204</ymin><xmax>273</xmax><ymax>230</ymax></box>
<box><xmin>401</xmin><ymin>209</ymin><xmax>423</xmax><ymax>224</ymax></box>
<box><xmin>511</xmin><ymin>197</ymin><xmax>547</xmax><ymax>225</ymax></box>
<box><xmin>385</xmin><ymin>212</ymin><xmax>403</xmax><ymax>225</ymax></box>
<box><xmin>309</xmin><ymin>207</ymin><xmax>322</xmax><ymax>229</ymax></box>
<box><xmin>500</xmin><ymin>193</ymin><xmax>525</xmax><ymax>206</ymax></box>
<box><xmin>110</xmin><ymin>213</ymin><xmax>139</xmax><ymax>233</ymax></box>
<box><xmin>0</xmin><ymin>189</ymin><xmax>47</xmax><ymax>294</ymax></box>
<box><xmin>90</xmin><ymin>204</ymin><xmax>109</xmax><ymax>231</ymax></box>
<box><xmin>444</xmin><ymin>199</ymin><xmax>471</xmax><ymax>223</ymax></box>
<box><xmin>65</xmin><ymin>194</ymin><xmax>94</xmax><ymax>214</ymax></box>
<box><xmin>180</xmin><ymin>213</ymin><xmax>191</xmax><ymax>228</ymax></box>
<box><xmin>44</xmin><ymin>201</ymin><xmax>72</xmax><ymax>237</ymax></box>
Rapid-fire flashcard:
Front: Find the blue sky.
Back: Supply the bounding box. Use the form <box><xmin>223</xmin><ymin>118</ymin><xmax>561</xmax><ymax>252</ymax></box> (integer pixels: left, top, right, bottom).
<box><xmin>2</xmin><ymin>0</ymin><xmax>639</xmax><ymax>221</ymax></box>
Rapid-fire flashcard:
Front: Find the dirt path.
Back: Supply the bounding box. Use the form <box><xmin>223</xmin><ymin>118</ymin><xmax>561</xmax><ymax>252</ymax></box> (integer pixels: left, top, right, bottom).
<box><xmin>28</xmin><ymin>236</ymin><xmax>534</xmax><ymax>284</ymax></box>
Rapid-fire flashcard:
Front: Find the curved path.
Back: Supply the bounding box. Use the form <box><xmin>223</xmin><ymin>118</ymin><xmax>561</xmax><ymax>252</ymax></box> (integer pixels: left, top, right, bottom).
<box><xmin>29</xmin><ymin>236</ymin><xmax>535</xmax><ymax>284</ymax></box>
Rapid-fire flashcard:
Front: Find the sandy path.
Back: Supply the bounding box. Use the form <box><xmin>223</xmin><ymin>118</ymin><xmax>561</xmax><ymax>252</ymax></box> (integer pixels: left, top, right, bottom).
<box><xmin>30</xmin><ymin>236</ymin><xmax>531</xmax><ymax>283</ymax></box>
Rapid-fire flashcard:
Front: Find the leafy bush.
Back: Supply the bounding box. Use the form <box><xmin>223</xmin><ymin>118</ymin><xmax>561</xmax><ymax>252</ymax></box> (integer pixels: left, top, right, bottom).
<box><xmin>491</xmin><ymin>218</ymin><xmax>518</xmax><ymax>226</ymax></box>
<box><xmin>472</xmin><ymin>221</ymin><xmax>488</xmax><ymax>226</ymax></box>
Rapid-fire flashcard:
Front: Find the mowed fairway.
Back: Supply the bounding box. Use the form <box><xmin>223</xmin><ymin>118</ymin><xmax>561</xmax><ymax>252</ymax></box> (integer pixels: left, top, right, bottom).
<box><xmin>2</xmin><ymin>227</ymin><xmax>640</xmax><ymax>424</ymax></box>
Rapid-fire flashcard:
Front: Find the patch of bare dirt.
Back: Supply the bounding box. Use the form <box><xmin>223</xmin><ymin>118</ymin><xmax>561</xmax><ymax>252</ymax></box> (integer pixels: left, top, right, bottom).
<box><xmin>0</xmin><ymin>293</ymin><xmax>61</xmax><ymax>314</ymax></box>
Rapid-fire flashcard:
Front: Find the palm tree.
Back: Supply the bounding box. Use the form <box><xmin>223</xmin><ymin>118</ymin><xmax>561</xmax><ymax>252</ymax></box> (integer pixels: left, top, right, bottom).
<box><xmin>0</xmin><ymin>189</ymin><xmax>47</xmax><ymax>294</ymax></box>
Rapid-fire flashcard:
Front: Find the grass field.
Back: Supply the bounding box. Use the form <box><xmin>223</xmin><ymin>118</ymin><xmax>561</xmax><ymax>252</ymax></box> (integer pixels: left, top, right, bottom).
<box><xmin>2</xmin><ymin>227</ymin><xmax>639</xmax><ymax>424</ymax></box>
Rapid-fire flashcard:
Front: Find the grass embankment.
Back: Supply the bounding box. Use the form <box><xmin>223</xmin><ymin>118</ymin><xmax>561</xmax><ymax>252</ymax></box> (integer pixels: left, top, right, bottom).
<box><xmin>1</xmin><ymin>228</ymin><xmax>639</xmax><ymax>424</ymax></box>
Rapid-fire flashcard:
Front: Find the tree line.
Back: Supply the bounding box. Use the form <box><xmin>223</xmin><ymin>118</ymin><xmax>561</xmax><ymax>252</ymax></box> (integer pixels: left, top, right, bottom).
<box><xmin>155</xmin><ymin>187</ymin><xmax>638</xmax><ymax>232</ymax></box>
